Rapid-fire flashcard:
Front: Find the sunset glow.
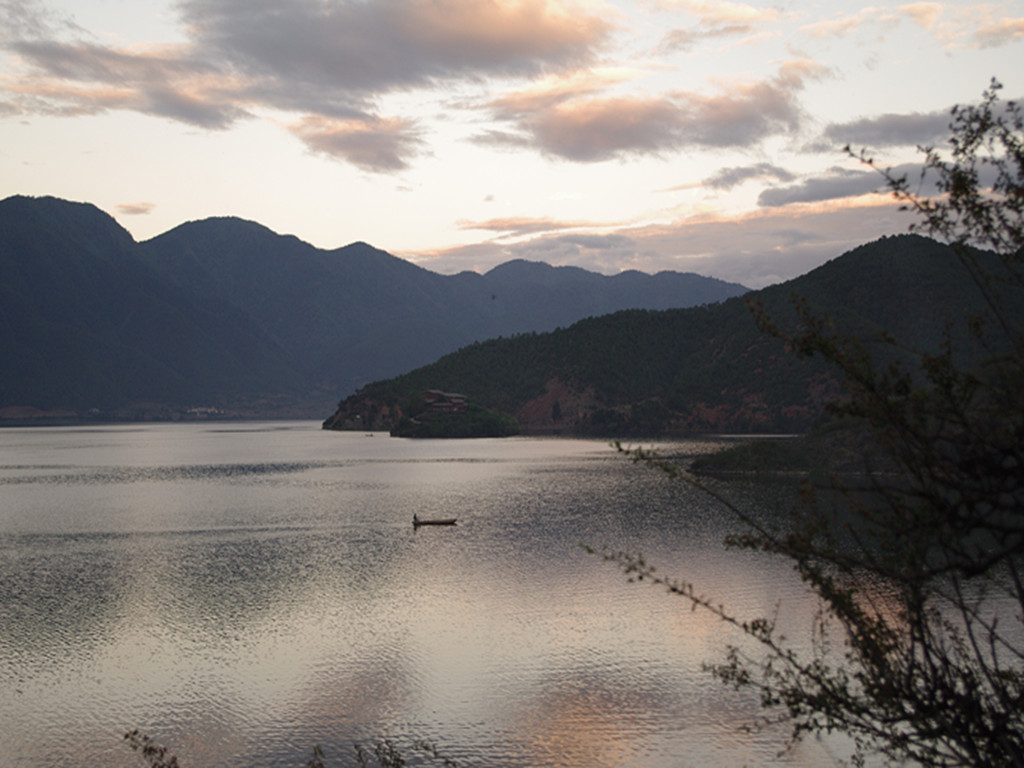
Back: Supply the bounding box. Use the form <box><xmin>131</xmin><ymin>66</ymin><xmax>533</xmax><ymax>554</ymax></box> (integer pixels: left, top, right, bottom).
<box><xmin>1</xmin><ymin>0</ymin><xmax>1021</xmax><ymax>287</ymax></box>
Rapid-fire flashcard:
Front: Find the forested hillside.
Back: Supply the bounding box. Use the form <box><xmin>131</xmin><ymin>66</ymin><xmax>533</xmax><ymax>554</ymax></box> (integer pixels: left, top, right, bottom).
<box><xmin>325</xmin><ymin>234</ymin><xmax>1014</xmax><ymax>435</ymax></box>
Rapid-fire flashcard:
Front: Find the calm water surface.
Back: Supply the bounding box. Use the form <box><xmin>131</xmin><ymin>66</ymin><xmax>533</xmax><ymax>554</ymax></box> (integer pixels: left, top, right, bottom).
<box><xmin>0</xmin><ymin>422</ymin><xmax>844</xmax><ymax>767</ymax></box>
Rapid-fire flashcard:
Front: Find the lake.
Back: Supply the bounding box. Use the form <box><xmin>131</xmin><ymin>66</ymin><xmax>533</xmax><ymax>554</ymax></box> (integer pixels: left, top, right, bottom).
<box><xmin>0</xmin><ymin>422</ymin><xmax>846</xmax><ymax>767</ymax></box>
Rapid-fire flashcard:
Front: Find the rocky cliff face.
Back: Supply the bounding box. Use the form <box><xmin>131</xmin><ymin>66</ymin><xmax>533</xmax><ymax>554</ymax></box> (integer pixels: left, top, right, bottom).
<box><xmin>512</xmin><ymin>378</ymin><xmax>602</xmax><ymax>435</ymax></box>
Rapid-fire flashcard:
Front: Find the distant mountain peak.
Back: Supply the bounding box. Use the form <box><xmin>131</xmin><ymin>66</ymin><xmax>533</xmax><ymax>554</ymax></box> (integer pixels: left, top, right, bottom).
<box><xmin>484</xmin><ymin>259</ymin><xmax>545</xmax><ymax>277</ymax></box>
<box><xmin>0</xmin><ymin>194</ymin><xmax>136</xmax><ymax>251</ymax></box>
<box><xmin>153</xmin><ymin>215</ymin><xmax>300</xmax><ymax>242</ymax></box>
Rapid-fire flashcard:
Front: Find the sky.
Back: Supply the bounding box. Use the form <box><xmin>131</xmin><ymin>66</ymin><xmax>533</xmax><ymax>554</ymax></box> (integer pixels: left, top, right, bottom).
<box><xmin>1</xmin><ymin>0</ymin><xmax>1022</xmax><ymax>288</ymax></box>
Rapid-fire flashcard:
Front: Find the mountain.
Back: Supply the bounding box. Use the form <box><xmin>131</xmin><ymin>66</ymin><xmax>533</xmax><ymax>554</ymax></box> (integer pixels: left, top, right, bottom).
<box><xmin>0</xmin><ymin>196</ymin><xmax>304</xmax><ymax>415</ymax></box>
<box><xmin>139</xmin><ymin>221</ymin><xmax>747</xmax><ymax>393</ymax></box>
<box><xmin>324</xmin><ymin>234</ymin><xmax>1019</xmax><ymax>436</ymax></box>
<box><xmin>0</xmin><ymin>195</ymin><xmax>747</xmax><ymax>419</ymax></box>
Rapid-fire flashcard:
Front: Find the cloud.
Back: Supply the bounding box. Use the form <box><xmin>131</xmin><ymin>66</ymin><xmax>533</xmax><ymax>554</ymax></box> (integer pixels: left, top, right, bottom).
<box><xmin>0</xmin><ymin>0</ymin><xmax>84</xmax><ymax>40</ymax></box>
<box><xmin>899</xmin><ymin>2</ymin><xmax>943</xmax><ymax>32</ymax></box>
<box><xmin>654</xmin><ymin>0</ymin><xmax>779</xmax><ymax>26</ymax></box>
<box><xmin>821</xmin><ymin>90</ymin><xmax>1024</xmax><ymax>152</ymax></box>
<box><xmin>654</xmin><ymin>0</ymin><xmax>779</xmax><ymax>52</ymax></box>
<box><xmin>481</xmin><ymin>59</ymin><xmax>827</xmax><ymax>161</ymax></box>
<box><xmin>290</xmin><ymin>115</ymin><xmax>426</xmax><ymax>172</ymax></box>
<box><xmin>471</xmin><ymin>129</ymin><xmax>535</xmax><ymax>150</ymax></box>
<box><xmin>523</xmin><ymin>94</ymin><xmax>693</xmax><ymax>160</ymax></box>
<box><xmin>753</xmin><ymin>160</ymin><xmax>972</xmax><ymax>208</ymax></box>
<box><xmin>658</xmin><ymin>23</ymin><xmax>755</xmax><ymax>52</ymax></box>
<box><xmin>674</xmin><ymin>62</ymin><xmax>820</xmax><ymax>146</ymax></box>
<box><xmin>414</xmin><ymin>226</ymin><xmax>645</xmax><ymax>276</ymax></box>
<box><xmin>822</xmin><ymin>109</ymin><xmax>952</xmax><ymax>149</ymax></box>
<box><xmin>797</xmin><ymin>4</ymin><xmax>953</xmax><ymax>40</ymax></box>
<box><xmin>486</xmin><ymin>67</ymin><xmax>636</xmax><ymax>115</ymax></box>
<box><xmin>458</xmin><ymin>216</ymin><xmax>595</xmax><ymax>237</ymax></box>
<box><xmin>799</xmin><ymin>10</ymin><xmax>877</xmax><ymax>39</ymax></box>
<box><xmin>116</xmin><ymin>201</ymin><xmax>157</xmax><ymax>215</ymax></box>
<box><xmin>0</xmin><ymin>0</ymin><xmax>615</xmax><ymax>171</ymax></box>
<box><xmin>757</xmin><ymin>167</ymin><xmax>890</xmax><ymax>207</ymax></box>
<box><xmin>557</xmin><ymin>232</ymin><xmax>635</xmax><ymax>249</ymax></box>
<box><xmin>180</xmin><ymin>0</ymin><xmax>613</xmax><ymax>95</ymax></box>
<box><xmin>904</xmin><ymin>4</ymin><xmax>1024</xmax><ymax>49</ymax></box>
<box><xmin>972</xmin><ymin>16</ymin><xmax>1024</xmax><ymax>48</ymax></box>
<box><xmin>798</xmin><ymin>3</ymin><xmax>1024</xmax><ymax>49</ymax></box>
<box><xmin>702</xmin><ymin>163</ymin><xmax>795</xmax><ymax>190</ymax></box>
<box><xmin>506</xmin><ymin>232</ymin><xmax>640</xmax><ymax>272</ymax></box>
<box><xmin>5</xmin><ymin>38</ymin><xmax>249</xmax><ymax>128</ymax></box>
<box><xmin>412</xmin><ymin>196</ymin><xmax>918</xmax><ymax>287</ymax></box>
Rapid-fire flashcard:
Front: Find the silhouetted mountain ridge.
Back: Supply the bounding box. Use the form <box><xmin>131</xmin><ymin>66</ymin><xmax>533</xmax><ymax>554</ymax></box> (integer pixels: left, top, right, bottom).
<box><xmin>139</xmin><ymin>211</ymin><xmax>748</xmax><ymax>393</ymax></box>
<box><xmin>1</xmin><ymin>195</ymin><xmax>747</xmax><ymax>418</ymax></box>
<box><xmin>0</xmin><ymin>196</ymin><xmax>304</xmax><ymax>414</ymax></box>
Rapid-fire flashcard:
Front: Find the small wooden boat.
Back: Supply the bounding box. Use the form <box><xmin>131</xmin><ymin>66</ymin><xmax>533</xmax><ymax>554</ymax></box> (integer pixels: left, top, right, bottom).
<box><xmin>413</xmin><ymin>516</ymin><xmax>457</xmax><ymax>527</ymax></box>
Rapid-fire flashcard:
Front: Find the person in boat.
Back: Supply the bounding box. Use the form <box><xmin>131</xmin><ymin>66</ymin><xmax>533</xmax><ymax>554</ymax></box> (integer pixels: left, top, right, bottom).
<box><xmin>413</xmin><ymin>514</ymin><xmax>419</xmax><ymax>524</ymax></box>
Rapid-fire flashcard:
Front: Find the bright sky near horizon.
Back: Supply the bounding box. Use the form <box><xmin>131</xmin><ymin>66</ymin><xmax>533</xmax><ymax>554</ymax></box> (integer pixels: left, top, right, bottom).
<box><xmin>1</xmin><ymin>0</ymin><xmax>1022</xmax><ymax>288</ymax></box>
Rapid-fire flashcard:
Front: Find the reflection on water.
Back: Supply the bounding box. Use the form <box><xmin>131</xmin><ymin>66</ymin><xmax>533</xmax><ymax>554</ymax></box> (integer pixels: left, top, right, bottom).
<box><xmin>1</xmin><ymin>423</ymin><xmax>837</xmax><ymax>767</ymax></box>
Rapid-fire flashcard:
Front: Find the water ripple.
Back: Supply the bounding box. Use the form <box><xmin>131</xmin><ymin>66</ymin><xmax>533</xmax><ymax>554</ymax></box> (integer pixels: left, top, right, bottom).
<box><xmin>1</xmin><ymin>426</ymin><xmax>845</xmax><ymax>768</ymax></box>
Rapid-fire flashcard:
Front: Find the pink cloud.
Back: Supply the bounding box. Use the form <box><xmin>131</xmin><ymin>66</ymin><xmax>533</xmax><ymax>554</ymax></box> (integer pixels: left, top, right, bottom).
<box><xmin>972</xmin><ymin>16</ymin><xmax>1024</xmax><ymax>48</ymax></box>
<box><xmin>181</xmin><ymin>0</ymin><xmax>614</xmax><ymax>93</ymax></box>
<box><xmin>458</xmin><ymin>216</ymin><xmax>605</xmax><ymax>237</ymax></box>
<box><xmin>290</xmin><ymin>115</ymin><xmax>426</xmax><ymax>172</ymax></box>
<box><xmin>655</xmin><ymin>0</ymin><xmax>779</xmax><ymax>26</ymax></box>
<box><xmin>899</xmin><ymin>2</ymin><xmax>943</xmax><ymax>32</ymax></box>
<box><xmin>116</xmin><ymin>201</ymin><xmax>157</xmax><ymax>216</ymax></box>
<box><xmin>7</xmin><ymin>40</ymin><xmax>248</xmax><ymax>127</ymax></box>
<box><xmin>481</xmin><ymin>59</ymin><xmax>827</xmax><ymax>160</ymax></box>
<box><xmin>1</xmin><ymin>0</ymin><xmax>615</xmax><ymax>171</ymax></box>
<box><xmin>411</xmin><ymin>195</ymin><xmax>917</xmax><ymax>288</ymax></box>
